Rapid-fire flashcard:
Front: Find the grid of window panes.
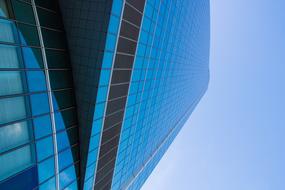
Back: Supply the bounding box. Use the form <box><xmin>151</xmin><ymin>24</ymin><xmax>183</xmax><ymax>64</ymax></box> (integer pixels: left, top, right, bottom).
<box><xmin>112</xmin><ymin>0</ymin><xmax>210</xmax><ymax>189</ymax></box>
<box><xmin>0</xmin><ymin>0</ymin><xmax>79</xmax><ymax>189</ymax></box>
<box><xmin>83</xmin><ymin>1</ymin><xmax>124</xmax><ymax>189</ymax></box>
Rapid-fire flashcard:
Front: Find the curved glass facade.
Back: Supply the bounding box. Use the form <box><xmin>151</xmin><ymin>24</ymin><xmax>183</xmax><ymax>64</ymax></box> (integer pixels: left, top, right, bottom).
<box><xmin>0</xmin><ymin>0</ymin><xmax>79</xmax><ymax>189</ymax></box>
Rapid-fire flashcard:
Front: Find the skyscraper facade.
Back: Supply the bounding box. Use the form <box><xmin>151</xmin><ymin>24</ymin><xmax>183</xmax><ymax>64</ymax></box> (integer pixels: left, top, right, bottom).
<box><xmin>0</xmin><ymin>0</ymin><xmax>210</xmax><ymax>189</ymax></box>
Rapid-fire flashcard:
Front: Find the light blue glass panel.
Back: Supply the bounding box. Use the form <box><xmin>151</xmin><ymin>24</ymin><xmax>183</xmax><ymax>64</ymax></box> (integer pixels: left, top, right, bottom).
<box><xmin>105</xmin><ymin>34</ymin><xmax>116</xmax><ymax>51</ymax></box>
<box><xmin>0</xmin><ymin>44</ymin><xmax>21</xmax><ymax>68</ymax></box>
<box><xmin>84</xmin><ymin>163</ymin><xmax>95</xmax><ymax>179</ymax></box>
<box><xmin>58</xmin><ymin>148</ymin><xmax>73</xmax><ymax>171</ymax></box>
<box><xmin>0</xmin><ymin>145</ymin><xmax>34</xmax><ymax>181</ymax></box>
<box><xmin>26</xmin><ymin>71</ymin><xmax>47</xmax><ymax>92</ymax></box>
<box><xmin>93</xmin><ymin>102</ymin><xmax>105</xmax><ymax>120</ymax></box>
<box><xmin>108</xmin><ymin>15</ymin><xmax>119</xmax><ymax>34</ymax></box>
<box><xmin>91</xmin><ymin>119</ymin><xmax>102</xmax><ymax>135</ymax></box>
<box><xmin>0</xmin><ymin>71</ymin><xmax>24</xmax><ymax>96</ymax></box>
<box><xmin>36</xmin><ymin>136</ymin><xmax>54</xmax><ymax>161</ymax></box>
<box><xmin>38</xmin><ymin>156</ymin><xmax>55</xmax><ymax>183</ymax></box>
<box><xmin>89</xmin><ymin>133</ymin><xmax>100</xmax><ymax>151</ymax></box>
<box><xmin>59</xmin><ymin>165</ymin><xmax>76</xmax><ymax>189</ymax></box>
<box><xmin>99</xmin><ymin>69</ymin><xmax>111</xmax><ymax>86</ymax></box>
<box><xmin>96</xmin><ymin>86</ymin><xmax>108</xmax><ymax>103</ymax></box>
<box><xmin>0</xmin><ymin>96</ymin><xmax>26</xmax><ymax>124</ymax></box>
<box><xmin>0</xmin><ymin>19</ymin><xmax>17</xmax><ymax>43</ymax></box>
<box><xmin>101</xmin><ymin>51</ymin><xmax>113</xmax><ymax>68</ymax></box>
<box><xmin>39</xmin><ymin>176</ymin><xmax>56</xmax><ymax>190</ymax></box>
<box><xmin>84</xmin><ymin>176</ymin><xmax>93</xmax><ymax>190</ymax></box>
<box><xmin>30</xmin><ymin>93</ymin><xmax>50</xmax><ymax>116</ymax></box>
<box><xmin>0</xmin><ymin>121</ymin><xmax>30</xmax><ymax>153</ymax></box>
<box><xmin>22</xmin><ymin>47</ymin><xmax>43</xmax><ymax>69</ymax></box>
<box><xmin>64</xmin><ymin>180</ymin><xmax>77</xmax><ymax>190</ymax></box>
<box><xmin>56</xmin><ymin>130</ymin><xmax>70</xmax><ymax>151</ymax></box>
<box><xmin>34</xmin><ymin>115</ymin><xmax>52</xmax><ymax>139</ymax></box>
<box><xmin>112</xmin><ymin>0</ymin><xmax>123</xmax><ymax>16</ymax></box>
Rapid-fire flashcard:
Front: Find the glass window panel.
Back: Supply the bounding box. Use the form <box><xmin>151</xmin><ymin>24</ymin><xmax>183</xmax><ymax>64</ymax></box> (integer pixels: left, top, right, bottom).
<box><xmin>93</xmin><ymin>102</ymin><xmax>105</xmax><ymax>119</ymax></box>
<box><xmin>0</xmin><ymin>19</ymin><xmax>17</xmax><ymax>43</ymax></box>
<box><xmin>37</xmin><ymin>7</ymin><xmax>62</xmax><ymax>29</ymax></box>
<box><xmin>0</xmin><ymin>96</ymin><xmax>27</xmax><ymax>125</ymax></box>
<box><xmin>58</xmin><ymin>148</ymin><xmax>73</xmax><ymax>171</ymax></box>
<box><xmin>0</xmin><ymin>0</ymin><xmax>10</xmax><ymax>18</ymax></box>
<box><xmin>49</xmin><ymin>70</ymin><xmax>73</xmax><ymax>90</ymax></box>
<box><xmin>0</xmin><ymin>121</ymin><xmax>30</xmax><ymax>153</ymax></box>
<box><xmin>33</xmin><ymin>115</ymin><xmax>52</xmax><ymax>139</ymax></box>
<box><xmin>0</xmin><ymin>44</ymin><xmax>21</xmax><ymax>68</ymax></box>
<box><xmin>91</xmin><ymin>119</ymin><xmax>102</xmax><ymax>136</ymax></box>
<box><xmin>22</xmin><ymin>47</ymin><xmax>44</xmax><ymax>69</ymax></box>
<box><xmin>56</xmin><ymin>130</ymin><xmax>69</xmax><ymax>151</ymax></box>
<box><xmin>64</xmin><ymin>180</ymin><xmax>77</xmax><ymax>190</ymax></box>
<box><xmin>18</xmin><ymin>23</ymin><xmax>40</xmax><ymax>46</ymax></box>
<box><xmin>99</xmin><ymin>69</ymin><xmax>110</xmax><ymax>86</ymax></box>
<box><xmin>0</xmin><ymin>145</ymin><xmax>34</xmax><ymax>181</ymax></box>
<box><xmin>59</xmin><ymin>165</ymin><xmax>76</xmax><ymax>189</ymax></box>
<box><xmin>0</xmin><ymin>71</ymin><xmax>24</xmax><ymax>96</ymax></box>
<box><xmin>26</xmin><ymin>71</ymin><xmax>47</xmax><ymax>92</ymax></box>
<box><xmin>41</xmin><ymin>29</ymin><xmax>66</xmax><ymax>49</ymax></box>
<box><xmin>101</xmin><ymin>51</ymin><xmax>113</xmax><ymax>68</ymax></box>
<box><xmin>11</xmin><ymin>0</ymin><xmax>35</xmax><ymax>24</ymax></box>
<box><xmin>52</xmin><ymin>90</ymin><xmax>75</xmax><ymax>111</ymax></box>
<box><xmin>55</xmin><ymin>109</ymin><xmax>77</xmax><ymax>131</ymax></box>
<box><xmin>36</xmin><ymin>136</ymin><xmax>53</xmax><ymax>161</ymax></box>
<box><xmin>96</xmin><ymin>86</ymin><xmax>108</xmax><ymax>103</ymax></box>
<box><xmin>38</xmin><ymin>156</ymin><xmax>55</xmax><ymax>183</ymax></box>
<box><xmin>35</xmin><ymin>0</ymin><xmax>56</xmax><ymax>11</ymax></box>
<box><xmin>30</xmin><ymin>93</ymin><xmax>50</xmax><ymax>116</ymax></box>
<box><xmin>39</xmin><ymin>176</ymin><xmax>56</xmax><ymax>190</ymax></box>
<box><xmin>46</xmin><ymin>49</ymin><xmax>69</xmax><ymax>69</ymax></box>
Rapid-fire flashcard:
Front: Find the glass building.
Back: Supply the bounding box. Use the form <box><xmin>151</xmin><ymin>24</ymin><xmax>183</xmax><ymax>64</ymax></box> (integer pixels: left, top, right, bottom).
<box><xmin>0</xmin><ymin>0</ymin><xmax>210</xmax><ymax>189</ymax></box>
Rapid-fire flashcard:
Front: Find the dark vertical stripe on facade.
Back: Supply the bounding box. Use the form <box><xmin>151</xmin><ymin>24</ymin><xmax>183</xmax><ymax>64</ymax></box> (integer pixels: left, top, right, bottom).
<box><xmin>94</xmin><ymin>0</ymin><xmax>146</xmax><ymax>189</ymax></box>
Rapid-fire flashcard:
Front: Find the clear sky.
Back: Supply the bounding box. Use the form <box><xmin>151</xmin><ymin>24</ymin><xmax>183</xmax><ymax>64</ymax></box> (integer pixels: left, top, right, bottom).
<box><xmin>142</xmin><ymin>0</ymin><xmax>285</xmax><ymax>189</ymax></box>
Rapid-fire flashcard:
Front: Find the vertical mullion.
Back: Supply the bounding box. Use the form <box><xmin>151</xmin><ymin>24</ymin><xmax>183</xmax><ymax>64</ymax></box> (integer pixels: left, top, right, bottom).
<box><xmin>30</xmin><ymin>1</ymin><xmax>60</xmax><ymax>189</ymax></box>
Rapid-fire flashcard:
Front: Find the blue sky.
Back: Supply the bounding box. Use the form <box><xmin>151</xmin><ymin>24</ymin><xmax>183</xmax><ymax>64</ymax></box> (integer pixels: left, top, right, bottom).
<box><xmin>142</xmin><ymin>0</ymin><xmax>285</xmax><ymax>189</ymax></box>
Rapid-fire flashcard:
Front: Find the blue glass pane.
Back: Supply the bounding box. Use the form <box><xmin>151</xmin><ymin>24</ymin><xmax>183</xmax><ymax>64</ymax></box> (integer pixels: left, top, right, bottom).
<box><xmin>93</xmin><ymin>102</ymin><xmax>105</xmax><ymax>120</ymax></box>
<box><xmin>36</xmin><ymin>136</ymin><xmax>54</xmax><ymax>161</ymax></box>
<box><xmin>0</xmin><ymin>96</ymin><xmax>27</xmax><ymax>125</ymax></box>
<box><xmin>38</xmin><ymin>156</ymin><xmax>55</xmax><ymax>183</ymax></box>
<box><xmin>105</xmin><ymin>34</ymin><xmax>116</xmax><ymax>51</ymax></box>
<box><xmin>108</xmin><ymin>15</ymin><xmax>119</xmax><ymax>34</ymax></box>
<box><xmin>89</xmin><ymin>134</ymin><xmax>100</xmax><ymax>151</ymax></box>
<box><xmin>0</xmin><ymin>0</ymin><xmax>9</xmax><ymax>18</ymax></box>
<box><xmin>26</xmin><ymin>71</ymin><xmax>47</xmax><ymax>92</ymax></box>
<box><xmin>22</xmin><ymin>47</ymin><xmax>44</xmax><ymax>69</ymax></box>
<box><xmin>91</xmin><ymin>119</ymin><xmax>102</xmax><ymax>135</ymax></box>
<box><xmin>38</xmin><ymin>176</ymin><xmax>56</xmax><ymax>190</ymax></box>
<box><xmin>58</xmin><ymin>148</ymin><xmax>73</xmax><ymax>171</ymax></box>
<box><xmin>111</xmin><ymin>0</ymin><xmax>123</xmax><ymax>16</ymax></box>
<box><xmin>0</xmin><ymin>121</ymin><xmax>30</xmax><ymax>153</ymax></box>
<box><xmin>0</xmin><ymin>71</ymin><xmax>24</xmax><ymax>96</ymax></box>
<box><xmin>56</xmin><ymin>130</ymin><xmax>70</xmax><ymax>151</ymax></box>
<box><xmin>0</xmin><ymin>44</ymin><xmax>21</xmax><ymax>68</ymax></box>
<box><xmin>0</xmin><ymin>19</ymin><xmax>17</xmax><ymax>43</ymax></box>
<box><xmin>0</xmin><ymin>145</ymin><xmax>34</xmax><ymax>181</ymax></box>
<box><xmin>33</xmin><ymin>115</ymin><xmax>52</xmax><ymax>139</ymax></box>
<box><xmin>64</xmin><ymin>180</ymin><xmax>77</xmax><ymax>190</ymax></box>
<box><xmin>59</xmin><ymin>165</ymin><xmax>76</xmax><ymax>189</ymax></box>
<box><xmin>96</xmin><ymin>86</ymin><xmax>108</xmax><ymax>103</ymax></box>
<box><xmin>30</xmin><ymin>93</ymin><xmax>50</xmax><ymax>116</ymax></box>
<box><xmin>101</xmin><ymin>51</ymin><xmax>113</xmax><ymax>68</ymax></box>
<box><xmin>99</xmin><ymin>69</ymin><xmax>110</xmax><ymax>86</ymax></box>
